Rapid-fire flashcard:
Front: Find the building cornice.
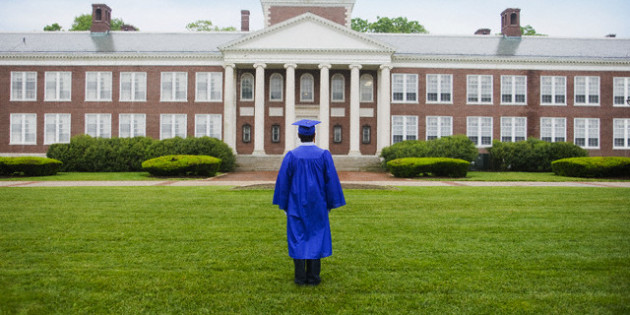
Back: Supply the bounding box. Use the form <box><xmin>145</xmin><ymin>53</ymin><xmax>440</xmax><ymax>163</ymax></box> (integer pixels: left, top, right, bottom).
<box><xmin>0</xmin><ymin>53</ymin><xmax>224</xmax><ymax>66</ymax></box>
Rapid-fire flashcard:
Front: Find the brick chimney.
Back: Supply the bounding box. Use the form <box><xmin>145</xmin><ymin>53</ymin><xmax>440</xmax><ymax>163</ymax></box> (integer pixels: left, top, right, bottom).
<box><xmin>501</xmin><ymin>8</ymin><xmax>521</xmax><ymax>37</ymax></box>
<box><xmin>241</xmin><ymin>10</ymin><xmax>250</xmax><ymax>32</ymax></box>
<box><xmin>475</xmin><ymin>28</ymin><xmax>491</xmax><ymax>35</ymax></box>
<box><xmin>91</xmin><ymin>4</ymin><xmax>112</xmax><ymax>33</ymax></box>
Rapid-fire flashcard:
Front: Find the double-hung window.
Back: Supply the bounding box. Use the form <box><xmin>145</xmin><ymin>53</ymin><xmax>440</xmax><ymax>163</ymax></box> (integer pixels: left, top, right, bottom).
<box><xmin>426</xmin><ymin>74</ymin><xmax>452</xmax><ymax>103</ymax></box>
<box><xmin>391</xmin><ymin>115</ymin><xmax>417</xmax><ymax>143</ymax></box>
<box><xmin>300</xmin><ymin>74</ymin><xmax>314</xmax><ymax>102</ymax></box>
<box><xmin>360</xmin><ymin>74</ymin><xmax>374</xmax><ymax>102</ymax></box>
<box><xmin>501</xmin><ymin>75</ymin><xmax>526</xmax><ymax>105</ymax></box>
<box><xmin>467</xmin><ymin>116</ymin><xmax>493</xmax><ymax>147</ymax></box>
<box><xmin>10</xmin><ymin>114</ymin><xmax>37</xmax><ymax>145</ymax></box>
<box><xmin>44</xmin><ymin>113</ymin><xmax>71</xmax><ymax>144</ymax></box>
<box><xmin>613</xmin><ymin>119</ymin><xmax>630</xmax><ymax>149</ymax></box>
<box><xmin>467</xmin><ymin>75</ymin><xmax>493</xmax><ymax>104</ymax></box>
<box><xmin>540</xmin><ymin>117</ymin><xmax>566</xmax><ymax>143</ymax></box>
<box><xmin>195</xmin><ymin>114</ymin><xmax>222</xmax><ymax>139</ymax></box>
<box><xmin>331</xmin><ymin>74</ymin><xmax>345</xmax><ymax>102</ymax></box>
<box><xmin>11</xmin><ymin>72</ymin><xmax>37</xmax><ymax>101</ymax></box>
<box><xmin>161</xmin><ymin>114</ymin><xmax>187</xmax><ymax>139</ymax></box>
<box><xmin>574</xmin><ymin>118</ymin><xmax>599</xmax><ymax>149</ymax></box>
<box><xmin>120</xmin><ymin>72</ymin><xmax>147</xmax><ymax>102</ymax></box>
<box><xmin>392</xmin><ymin>74</ymin><xmax>418</xmax><ymax>103</ymax></box>
<box><xmin>85</xmin><ymin>72</ymin><xmax>112</xmax><ymax>101</ymax></box>
<box><xmin>45</xmin><ymin>72</ymin><xmax>72</xmax><ymax>101</ymax></box>
<box><xmin>541</xmin><ymin>76</ymin><xmax>566</xmax><ymax>105</ymax></box>
<box><xmin>426</xmin><ymin>116</ymin><xmax>452</xmax><ymax>140</ymax></box>
<box><xmin>501</xmin><ymin>117</ymin><xmax>527</xmax><ymax>142</ymax></box>
<box><xmin>613</xmin><ymin>77</ymin><xmax>630</xmax><ymax>106</ymax></box>
<box><xmin>574</xmin><ymin>76</ymin><xmax>600</xmax><ymax>106</ymax></box>
<box><xmin>241</xmin><ymin>73</ymin><xmax>254</xmax><ymax>101</ymax></box>
<box><xmin>161</xmin><ymin>72</ymin><xmax>187</xmax><ymax>102</ymax></box>
<box><xmin>119</xmin><ymin>114</ymin><xmax>146</xmax><ymax>138</ymax></box>
<box><xmin>269</xmin><ymin>73</ymin><xmax>283</xmax><ymax>101</ymax></box>
<box><xmin>85</xmin><ymin>114</ymin><xmax>111</xmax><ymax>138</ymax></box>
<box><xmin>196</xmin><ymin>72</ymin><xmax>223</xmax><ymax>102</ymax></box>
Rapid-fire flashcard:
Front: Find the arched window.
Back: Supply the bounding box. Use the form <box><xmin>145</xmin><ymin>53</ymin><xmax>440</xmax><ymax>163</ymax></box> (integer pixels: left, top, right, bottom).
<box><xmin>270</xmin><ymin>73</ymin><xmax>283</xmax><ymax>101</ymax></box>
<box><xmin>300</xmin><ymin>73</ymin><xmax>314</xmax><ymax>102</ymax></box>
<box><xmin>510</xmin><ymin>13</ymin><xmax>518</xmax><ymax>25</ymax></box>
<box><xmin>242</xmin><ymin>124</ymin><xmax>251</xmax><ymax>143</ymax></box>
<box><xmin>333</xmin><ymin>125</ymin><xmax>342</xmax><ymax>143</ymax></box>
<box><xmin>241</xmin><ymin>73</ymin><xmax>254</xmax><ymax>101</ymax></box>
<box><xmin>271</xmin><ymin>124</ymin><xmax>281</xmax><ymax>143</ymax></box>
<box><xmin>331</xmin><ymin>74</ymin><xmax>345</xmax><ymax>102</ymax></box>
<box><xmin>362</xmin><ymin>125</ymin><xmax>371</xmax><ymax>144</ymax></box>
<box><xmin>360</xmin><ymin>74</ymin><xmax>374</xmax><ymax>102</ymax></box>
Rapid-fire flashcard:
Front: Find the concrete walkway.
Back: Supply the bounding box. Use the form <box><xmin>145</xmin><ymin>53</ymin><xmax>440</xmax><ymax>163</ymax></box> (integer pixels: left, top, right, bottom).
<box><xmin>1</xmin><ymin>171</ymin><xmax>629</xmax><ymax>188</ymax></box>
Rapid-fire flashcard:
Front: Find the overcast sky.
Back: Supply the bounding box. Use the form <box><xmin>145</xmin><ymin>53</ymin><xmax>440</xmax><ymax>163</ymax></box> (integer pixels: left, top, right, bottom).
<box><xmin>1</xmin><ymin>0</ymin><xmax>629</xmax><ymax>38</ymax></box>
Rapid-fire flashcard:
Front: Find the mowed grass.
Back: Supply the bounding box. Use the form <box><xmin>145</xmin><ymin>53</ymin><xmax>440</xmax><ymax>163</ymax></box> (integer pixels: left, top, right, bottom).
<box><xmin>0</xmin><ymin>187</ymin><xmax>629</xmax><ymax>314</ymax></box>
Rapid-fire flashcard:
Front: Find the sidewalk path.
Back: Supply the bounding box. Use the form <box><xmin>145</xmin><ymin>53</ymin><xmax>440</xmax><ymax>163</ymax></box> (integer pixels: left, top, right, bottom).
<box><xmin>1</xmin><ymin>172</ymin><xmax>629</xmax><ymax>188</ymax></box>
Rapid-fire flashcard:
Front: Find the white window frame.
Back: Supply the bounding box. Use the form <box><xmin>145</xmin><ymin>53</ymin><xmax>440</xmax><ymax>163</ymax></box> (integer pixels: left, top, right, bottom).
<box><xmin>269</xmin><ymin>73</ymin><xmax>283</xmax><ymax>102</ymax></box>
<box><xmin>360</xmin><ymin>74</ymin><xmax>374</xmax><ymax>103</ymax></box>
<box><xmin>271</xmin><ymin>124</ymin><xmax>281</xmax><ymax>143</ymax></box>
<box><xmin>500</xmin><ymin>117</ymin><xmax>527</xmax><ymax>142</ymax></box>
<box><xmin>195</xmin><ymin>72</ymin><xmax>223</xmax><ymax>102</ymax></box>
<box><xmin>11</xmin><ymin>72</ymin><xmax>37</xmax><ymax>101</ymax></box>
<box><xmin>500</xmin><ymin>75</ymin><xmax>527</xmax><ymax>105</ymax></box>
<box><xmin>574</xmin><ymin>76</ymin><xmax>600</xmax><ymax>106</ymax></box>
<box><xmin>331</xmin><ymin>73</ymin><xmax>345</xmax><ymax>102</ymax></box>
<box><xmin>574</xmin><ymin>118</ymin><xmax>600</xmax><ymax>149</ymax></box>
<box><xmin>195</xmin><ymin>114</ymin><xmax>222</xmax><ymax>139</ymax></box>
<box><xmin>85</xmin><ymin>114</ymin><xmax>111</xmax><ymax>138</ymax></box>
<box><xmin>119</xmin><ymin>114</ymin><xmax>146</xmax><ymax>138</ymax></box>
<box><xmin>44</xmin><ymin>113</ymin><xmax>71</xmax><ymax>145</ymax></box>
<box><xmin>426</xmin><ymin>116</ymin><xmax>453</xmax><ymax>140</ymax></box>
<box><xmin>160</xmin><ymin>114</ymin><xmax>187</xmax><ymax>140</ymax></box>
<box><xmin>160</xmin><ymin>72</ymin><xmax>188</xmax><ymax>102</ymax></box>
<box><xmin>467</xmin><ymin>116</ymin><xmax>493</xmax><ymax>148</ymax></box>
<box><xmin>300</xmin><ymin>73</ymin><xmax>314</xmax><ymax>102</ymax></box>
<box><xmin>540</xmin><ymin>117</ymin><xmax>566</xmax><ymax>143</ymax></box>
<box><xmin>426</xmin><ymin>74</ymin><xmax>453</xmax><ymax>104</ymax></box>
<box><xmin>120</xmin><ymin>72</ymin><xmax>147</xmax><ymax>102</ymax></box>
<box><xmin>467</xmin><ymin>75</ymin><xmax>493</xmax><ymax>105</ymax></box>
<box><xmin>10</xmin><ymin>113</ymin><xmax>37</xmax><ymax>145</ymax></box>
<box><xmin>613</xmin><ymin>119</ymin><xmax>630</xmax><ymax>149</ymax></box>
<box><xmin>85</xmin><ymin>71</ymin><xmax>112</xmax><ymax>102</ymax></box>
<box><xmin>540</xmin><ymin>76</ymin><xmax>566</xmax><ymax>106</ymax></box>
<box><xmin>240</xmin><ymin>73</ymin><xmax>255</xmax><ymax>101</ymax></box>
<box><xmin>391</xmin><ymin>115</ymin><xmax>418</xmax><ymax>144</ymax></box>
<box><xmin>613</xmin><ymin>77</ymin><xmax>630</xmax><ymax>107</ymax></box>
<box><xmin>392</xmin><ymin>73</ymin><xmax>418</xmax><ymax>103</ymax></box>
<box><xmin>45</xmin><ymin>71</ymin><xmax>72</xmax><ymax>101</ymax></box>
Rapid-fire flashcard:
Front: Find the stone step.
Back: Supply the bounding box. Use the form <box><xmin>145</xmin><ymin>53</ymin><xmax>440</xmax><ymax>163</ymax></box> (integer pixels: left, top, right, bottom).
<box><xmin>235</xmin><ymin>155</ymin><xmax>382</xmax><ymax>171</ymax></box>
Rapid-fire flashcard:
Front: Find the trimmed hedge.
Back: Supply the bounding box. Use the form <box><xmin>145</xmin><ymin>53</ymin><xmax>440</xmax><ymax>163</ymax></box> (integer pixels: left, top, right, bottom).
<box><xmin>380</xmin><ymin>135</ymin><xmax>478</xmax><ymax>169</ymax></box>
<box><xmin>387</xmin><ymin>157</ymin><xmax>470</xmax><ymax>178</ymax></box>
<box><xmin>551</xmin><ymin>157</ymin><xmax>630</xmax><ymax>178</ymax></box>
<box><xmin>0</xmin><ymin>157</ymin><xmax>63</xmax><ymax>176</ymax></box>
<box><xmin>489</xmin><ymin>138</ymin><xmax>588</xmax><ymax>172</ymax></box>
<box><xmin>142</xmin><ymin>155</ymin><xmax>222</xmax><ymax>177</ymax></box>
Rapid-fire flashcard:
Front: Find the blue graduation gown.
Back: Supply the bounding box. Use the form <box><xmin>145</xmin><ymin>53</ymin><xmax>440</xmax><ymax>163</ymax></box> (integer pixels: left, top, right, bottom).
<box><xmin>273</xmin><ymin>143</ymin><xmax>346</xmax><ymax>259</ymax></box>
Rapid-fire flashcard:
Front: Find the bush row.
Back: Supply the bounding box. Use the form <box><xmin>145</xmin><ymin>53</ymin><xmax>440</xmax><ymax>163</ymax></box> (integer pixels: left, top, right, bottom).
<box><xmin>551</xmin><ymin>157</ymin><xmax>630</xmax><ymax>178</ymax></box>
<box><xmin>387</xmin><ymin>157</ymin><xmax>470</xmax><ymax>178</ymax></box>
<box><xmin>142</xmin><ymin>155</ymin><xmax>222</xmax><ymax>177</ymax></box>
<box><xmin>0</xmin><ymin>157</ymin><xmax>63</xmax><ymax>176</ymax></box>
<box><xmin>47</xmin><ymin>135</ymin><xmax>235</xmax><ymax>172</ymax></box>
<box><xmin>380</xmin><ymin>135</ymin><xmax>478</xmax><ymax>169</ymax></box>
<box><xmin>488</xmin><ymin>138</ymin><xmax>589</xmax><ymax>172</ymax></box>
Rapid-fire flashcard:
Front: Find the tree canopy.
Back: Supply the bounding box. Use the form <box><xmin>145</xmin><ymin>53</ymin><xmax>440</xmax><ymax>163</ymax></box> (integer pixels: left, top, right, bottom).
<box><xmin>521</xmin><ymin>24</ymin><xmax>545</xmax><ymax>36</ymax></box>
<box><xmin>68</xmin><ymin>14</ymin><xmax>128</xmax><ymax>31</ymax></box>
<box><xmin>43</xmin><ymin>23</ymin><xmax>63</xmax><ymax>31</ymax></box>
<box><xmin>186</xmin><ymin>20</ymin><xmax>236</xmax><ymax>32</ymax></box>
<box><xmin>351</xmin><ymin>17</ymin><xmax>428</xmax><ymax>34</ymax></box>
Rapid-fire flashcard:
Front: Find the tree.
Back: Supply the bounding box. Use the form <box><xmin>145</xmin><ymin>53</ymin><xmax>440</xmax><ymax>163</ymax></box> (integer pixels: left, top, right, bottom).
<box><xmin>351</xmin><ymin>16</ymin><xmax>428</xmax><ymax>34</ymax></box>
<box><xmin>186</xmin><ymin>20</ymin><xmax>237</xmax><ymax>32</ymax></box>
<box><xmin>521</xmin><ymin>24</ymin><xmax>545</xmax><ymax>36</ymax></box>
<box><xmin>44</xmin><ymin>23</ymin><xmax>63</xmax><ymax>31</ymax></box>
<box><xmin>69</xmin><ymin>14</ymin><xmax>126</xmax><ymax>31</ymax></box>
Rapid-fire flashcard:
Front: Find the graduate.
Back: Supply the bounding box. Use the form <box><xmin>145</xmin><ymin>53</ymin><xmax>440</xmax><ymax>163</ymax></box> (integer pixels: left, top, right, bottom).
<box><xmin>273</xmin><ymin>119</ymin><xmax>346</xmax><ymax>286</ymax></box>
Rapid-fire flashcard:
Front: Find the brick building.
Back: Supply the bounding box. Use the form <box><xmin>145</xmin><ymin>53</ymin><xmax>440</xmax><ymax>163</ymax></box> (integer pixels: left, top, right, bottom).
<box><xmin>1</xmin><ymin>0</ymin><xmax>629</xmax><ymax>167</ymax></box>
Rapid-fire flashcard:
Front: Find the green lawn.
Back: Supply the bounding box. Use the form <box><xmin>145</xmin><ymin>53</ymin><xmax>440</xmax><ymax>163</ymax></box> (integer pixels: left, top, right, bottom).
<box><xmin>1</xmin><ymin>187</ymin><xmax>629</xmax><ymax>314</ymax></box>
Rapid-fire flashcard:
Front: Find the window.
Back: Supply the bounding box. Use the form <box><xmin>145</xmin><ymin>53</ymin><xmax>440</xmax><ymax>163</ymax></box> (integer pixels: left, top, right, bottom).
<box><xmin>195</xmin><ymin>114</ymin><xmax>222</xmax><ymax>139</ymax></box>
<box><xmin>333</xmin><ymin>125</ymin><xmax>342</xmax><ymax>143</ymax></box>
<box><xmin>85</xmin><ymin>72</ymin><xmax>112</xmax><ymax>101</ymax></box>
<box><xmin>269</xmin><ymin>73</ymin><xmax>283</xmax><ymax>101</ymax></box>
<box><xmin>613</xmin><ymin>119</ymin><xmax>630</xmax><ymax>149</ymax></box>
<box><xmin>242</xmin><ymin>124</ymin><xmax>251</xmax><ymax>143</ymax></box>
<box><xmin>426</xmin><ymin>74</ymin><xmax>452</xmax><ymax>103</ymax></box>
<box><xmin>10</xmin><ymin>114</ymin><xmax>37</xmax><ymax>145</ymax></box>
<box><xmin>44</xmin><ymin>114</ymin><xmax>71</xmax><ymax>144</ymax></box>
<box><xmin>426</xmin><ymin>116</ymin><xmax>453</xmax><ymax>140</ymax></box>
<box><xmin>501</xmin><ymin>117</ymin><xmax>527</xmax><ymax>142</ymax></box>
<box><xmin>467</xmin><ymin>117</ymin><xmax>493</xmax><ymax>147</ymax></box>
<box><xmin>392</xmin><ymin>74</ymin><xmax>418</xmax><ymax>103</ymax></box>
<box><xmin>574</xmin><ymin>118</ymin><xmax>599</xmax><ymax>149</ymax></box>
<box><xmin>360</xmin><ymin>74</ymin><xmax>374</xmax><ymax>102</ymax></box>
<box><xmin>271</xmin><ymin>124</ymin><xmax>281</xmax><ymax>143</ymax></box>
<box><xmin>45</xmin><ymin>72</ymin><xmax>72</xmax><ymax>101</ymax></box>
<box><xmin>11</xmin><ymin>72</ymin><xmax>37</xmax><ymax>101</ymax></box>
<box><xmin>241</xmin><ymin>73</ymin><xmax>254</xmax><ymax>101</ymax></box>
<box><xmin>196</xmin><ymin>72</ymin><xmax>223</xmax><ymax>102</ymax></box>
<box><xmin>362</xmin><ymin>125</ymin><xmax>371</xmax><ymax>144</ymax></box>
<box><xmin>501</xmin><ymin>75</ymin><xmax>526</xmax><ymax>105</ymax></box>
<box><xmin>119</xmin><ymin>114</ymin><xmax>146</xmax><ymax>138</ymax></box>
<box><xmin>541</xmin><ymin>76</ymin><xmax>566</xmax><ymax>105</ymax></box>
<box><xmin>120</xmin><ymin>72</ymin><xmax>147</xmax><ymax>102</ymax></box>
<box><xmin>574</xmin><ymin>76</ymin><xmax>600</xmax><ymax>106</ymax></box>
<box><xmin>392</xmin><ymin>115</ymin><xmax>418</xmax><ymax>143</ymax></box>
<box><xmin>160</xmin><ymin>114</ymin><xmax>187</xmax><ymax>139</ymax></box>
<box><xmin>467</xmin><ymin>75</ymin><xmax>493</xmax><ymax>104</ymax></box>
<box><xmin>613</xmin><ymin>78</ymin><xmax>630</xmax><ymax>106</ymax></box>
<box><xmin>161</xmin><ymin>72</ymin><xmax>187</xmax><ymax>102</ymax></box>
<box><xmin>84</xmin><ymin>114</ymin><xmax>111</xmax><ymax>138</ymax></box>
<box><xmin>540</xmin><ymin>118</ymin><xmax>566</xmax><ymax>143</ymax></box>
<box><xmin>300</xmin><ymin>73</ymin><xmax>314</xmax><ymax>102</ymax></box>
<box><xmin>331</xmin><ymin>74</ymin><xmax>345</xmax><ymax>102</ymax></box>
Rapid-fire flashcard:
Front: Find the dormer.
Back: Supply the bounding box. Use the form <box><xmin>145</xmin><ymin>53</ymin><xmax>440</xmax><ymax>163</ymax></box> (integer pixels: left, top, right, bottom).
<box><xmin>261</xmin><ymin>0</ymin><xmax>356</xmax><ymax>28</ymax></box>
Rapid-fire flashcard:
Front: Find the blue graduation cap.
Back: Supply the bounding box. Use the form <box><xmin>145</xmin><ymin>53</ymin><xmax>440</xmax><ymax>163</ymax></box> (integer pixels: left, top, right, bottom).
<box><xmin>292</xmin><ymin>119</ymin><xmax>321</xmax><ymax>136</ymax></box>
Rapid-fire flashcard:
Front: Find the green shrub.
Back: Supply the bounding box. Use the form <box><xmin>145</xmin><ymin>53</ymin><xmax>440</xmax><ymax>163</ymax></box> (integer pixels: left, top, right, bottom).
<box><xmin>142</xmin><ymin>155</ymin><xmax>221</xmax><ymax>177</ymax></box>
<box><xmin>551</xmin><ymin>157</ymin><xmax>630</xmax><ymax>178</ymax></box>
<box><xmin>380</xmin><ymin>135</ymin><xmax>478</xmax><ymax>169</ymax></box>
<box><xmin>489</xmin><ymin>138</ymin><xmax>588</xmax><ymax>172</ymax></box>
<box><xmin>0</xmin><ymin>157</ymin><xmax>63</xmax><ymax>176</ymax></box>
<box><xmin>146</xmin><ymin>137</ymin><xmax>235</xmax><ymax>172</ymax></box>
<box><xmin>387</xmin><ymin>157</ymin><xmax>470</xmax><ymax>178</ymax></box>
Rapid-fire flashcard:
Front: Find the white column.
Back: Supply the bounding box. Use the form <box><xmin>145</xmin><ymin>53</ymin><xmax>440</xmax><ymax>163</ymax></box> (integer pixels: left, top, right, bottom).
<box><xmin>318</xmin><ymin>64</ymin><xmax>331</xmax><ymax>150</ymax></box>
<box><xmin>377</xmin><ymin>64</ymin><xmax>393</xmax><ymax>154</ymax></box>
<box><xmin>253</xmin><ymin>63</ymin><xmax>266</xmax><ymax>155</ymax></box>
<box><xmin>349</xmin><ymin>64</ymin><xmax>362</xmax><ymax>156</ymax></box>
<box><xmin>284</xmin><ymin>63</ymin><xmax>297</xmax><ymax>153</ymax></box>
<box><xmin>223</xmin><ymin>64</ymin><xmax>236</xmax><ymax>151</ymax></box>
